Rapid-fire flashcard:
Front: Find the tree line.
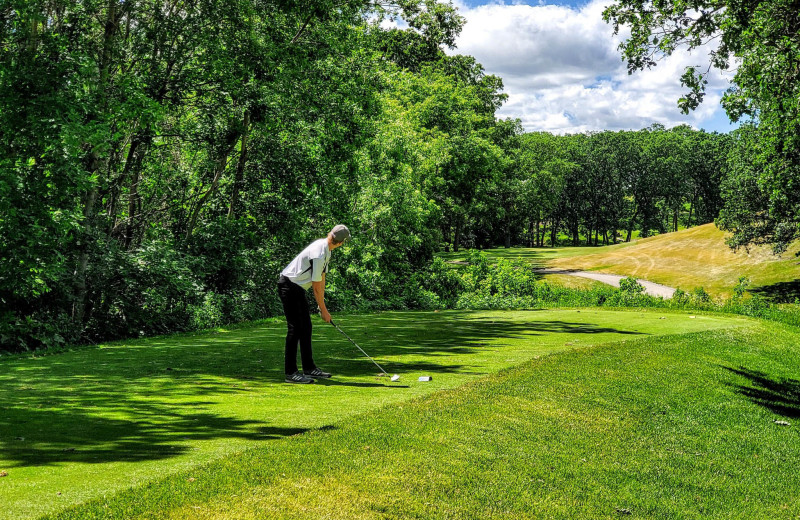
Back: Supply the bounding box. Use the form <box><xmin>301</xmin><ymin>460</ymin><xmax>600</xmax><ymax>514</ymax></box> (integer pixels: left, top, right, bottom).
<box><xmin>604</xmin><ymin>0</ymin><xmax>800</xmax><ymax>254</ymax></box>
<box><xmin>455</xmin><ymin>125</ymin><xmax>730</xmax><ymax>251</ymax></box>
<box><xmin>2</xmin><ymin>0</ymin><xmax>797</xmax><ymax>351</ymax></box>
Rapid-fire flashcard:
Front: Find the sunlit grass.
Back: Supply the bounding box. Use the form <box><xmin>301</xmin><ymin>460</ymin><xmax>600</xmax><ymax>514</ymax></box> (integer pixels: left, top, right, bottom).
<box><xmin>1</xmin><ymin>309</ymin><xmax>745</xmax><ymax>519</ymax></box>
<box><xmin>437</xmin><ymin>243</ymin><xmax>626</xmax><ymax>267</ymax></box>
<box><xmin>549</xmin><ymin>224</ymin><xmax>800</xmax><ymax>298</ymax></box>
<box><xmin>43</xmin><ymin>315</ymin><xmax>800</xmax><ymax>519</ymax></box>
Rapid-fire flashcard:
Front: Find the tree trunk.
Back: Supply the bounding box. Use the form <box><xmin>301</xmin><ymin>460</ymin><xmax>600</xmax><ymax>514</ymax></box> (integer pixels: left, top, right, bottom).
<box><xmin>125</xmin><ymin>166</ymin><xmax>140</xmax><ymax>248</ymax></box>
<box><xmin>626</xmin><ymin>207</ymin><xmax>639</xmax><ymax>242</ymax></box>
<box><xmin>123</xmin><ymin>137</ymin><xmax>148</xmax><ymax>249</ymax></box>
<box><xmin>73</xmin><ymin>178</ymin><xmax>99</xmax><ymax>323</ymax></box>
<box><xmin>527</xmin><ymin>219</ymin><xmax>534</xmax><ymax>248</ymax></box>
<box><xmin>185</xmin><ymin>149</ymin><xmax>231</xmax><ymax>242</ymax></box>
<box><xmin>540</xmin><ymin>220</ymin><xmax>547</xmax><ymax>247</ymax></box>
<box><xmin>227</xmin><ymin>110</ymin><xmax>250</xmax><ymax>220</ymax></box>
<box><xmin>73</xmin><ymin>0</ymin><xmax>119</xmax><ymax>325</ymax></box>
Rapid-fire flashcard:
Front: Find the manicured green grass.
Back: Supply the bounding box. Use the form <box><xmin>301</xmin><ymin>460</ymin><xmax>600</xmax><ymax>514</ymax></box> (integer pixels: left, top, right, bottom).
<box><xmin>38</xmin><ymin>313</ymin><xmax>800</xmax><ymax>519</ymax></box>
<box><xmin>1</xmin><ymin>310</ymin><xmax>746</xmax><ymax>519</ymax></box>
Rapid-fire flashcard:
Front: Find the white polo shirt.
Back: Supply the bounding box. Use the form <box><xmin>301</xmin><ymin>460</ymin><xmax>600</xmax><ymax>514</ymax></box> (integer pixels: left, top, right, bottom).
<box><xmin>280</xmin><ymin>238</ymin><xmax>330</xmax><ymax>290</ymax></box>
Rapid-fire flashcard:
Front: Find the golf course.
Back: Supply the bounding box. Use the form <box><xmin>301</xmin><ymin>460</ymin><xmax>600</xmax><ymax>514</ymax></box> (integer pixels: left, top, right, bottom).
<box><xmin>3</xmin><ymin>307</ymin><xmax>800</xmax><ymax>519</ymax></box>
<box><xmin>5</xmin><ymin>0</ymin><xmax>800</xmax><ymax>518</ymax></box>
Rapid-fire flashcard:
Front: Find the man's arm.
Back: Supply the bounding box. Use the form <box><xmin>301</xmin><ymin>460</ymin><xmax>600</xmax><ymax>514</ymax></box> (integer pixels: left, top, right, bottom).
<box><xmin>312</xmin><ymin>272</ymin><xmax>330</xmax><ymax>323</ymax></box>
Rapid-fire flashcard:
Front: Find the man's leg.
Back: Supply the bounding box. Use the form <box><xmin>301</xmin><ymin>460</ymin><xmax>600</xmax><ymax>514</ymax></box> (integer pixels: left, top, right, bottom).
<box><xmin>278</xmin><ymin>277</ymin><xmax>308</xmax><ymax>375</ymax></box>
<box><xmin>297</xmin><ymin>302</ymin><xmax>316</xmax><ymax>372</ymax></box>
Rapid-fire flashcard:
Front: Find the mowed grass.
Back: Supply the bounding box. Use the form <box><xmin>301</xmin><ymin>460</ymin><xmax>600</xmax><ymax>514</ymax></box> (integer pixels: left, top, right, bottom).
<box><xmin>1</xmin><ymin>310</ymin><xmax>746</xmax><ymax>519</ymax></box>
<box><xmin>43</xmin><ymin>315</ymin><xmax>800</xmax><ymax>519</ymax></box>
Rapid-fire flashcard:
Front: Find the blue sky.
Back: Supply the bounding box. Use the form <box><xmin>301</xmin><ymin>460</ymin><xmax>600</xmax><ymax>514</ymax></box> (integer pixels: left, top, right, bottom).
<box><xmin>448</xmin><ymin>0</ymin><xmax>737</xmax><ymax>134</ymax></box>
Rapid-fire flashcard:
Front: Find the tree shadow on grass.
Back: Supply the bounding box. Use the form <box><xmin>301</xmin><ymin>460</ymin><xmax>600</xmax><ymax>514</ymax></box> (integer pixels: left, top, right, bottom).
<box><xmin>721</xmin><ymin>366</ymin><xmax>800</xmax><ymax>419</ymax></box>
<box><xmin>1</xmin><ymin>409</ymin><xmax>306</xmax><ymax>468</ymax></box>
<box><xmin>750</xmin><ymin>279</ymin><xmax>800</xmax><ymax>303</ymax></box>
<box><xmin>0</xmin><ymin>310</ymin><xmax>643</xmax><ymax>469</ymax></box>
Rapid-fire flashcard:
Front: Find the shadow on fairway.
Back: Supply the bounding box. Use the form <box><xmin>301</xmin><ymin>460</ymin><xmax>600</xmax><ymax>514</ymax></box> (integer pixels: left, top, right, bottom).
<box><xmin>722</xmin><ymin>366</ymin><xmax>800</xmax><ymax>419</ymax></box>
<box><xmin>751</xmin><ymin>279</ymin><xmax>800</xmax><ymax>303</ymax></box>
<box><xmin>0</xmin><ymin>310</ymin><xmax>642</xmax><ymax>468</ymax></box>
<box><xmin>0</xmin><ymin>411</ymin><xmax>307</xmax><ymax>468</ymax></box>
<box><xmin>332</xmin><ymin>312</ymin><xmax>644</xmax><ymax>352</ymax></box>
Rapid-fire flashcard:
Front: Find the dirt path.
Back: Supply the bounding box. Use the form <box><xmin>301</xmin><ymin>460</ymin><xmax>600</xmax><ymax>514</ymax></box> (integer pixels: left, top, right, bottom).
<box><xmin>534</xmin><ymin>268</ymin><xmax>677</xmax><ymax>299</ymax></box>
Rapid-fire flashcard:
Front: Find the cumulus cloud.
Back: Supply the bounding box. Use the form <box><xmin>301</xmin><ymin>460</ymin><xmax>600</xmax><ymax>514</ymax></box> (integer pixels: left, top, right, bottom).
<box><xmin>450</xmin><ymin>0</ymin><xmax>735</xmax><ymax>133</ymax></box>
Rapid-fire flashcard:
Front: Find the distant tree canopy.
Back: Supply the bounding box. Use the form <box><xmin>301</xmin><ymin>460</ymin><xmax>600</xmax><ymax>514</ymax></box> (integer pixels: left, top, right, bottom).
<box><xmin>603</xmin><ymin>0</ymin><xmax>800</xmax><ymax>253</ymax></box>
<box><xmin>497</xmin><ymin>126</ymin><xmax>729</xmax><ymax>251</ymax></box>
<box><xmin>0</xmin><ymin>0</ymin><xmax>737</xmax><ymax>351</ymax></box>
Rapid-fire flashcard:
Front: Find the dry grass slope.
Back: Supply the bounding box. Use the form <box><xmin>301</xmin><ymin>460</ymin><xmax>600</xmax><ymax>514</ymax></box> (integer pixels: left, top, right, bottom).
<box><xmin>549</xmin><ymin>224</ymin><xmax>800</xmax><ymax>299</ymax></box>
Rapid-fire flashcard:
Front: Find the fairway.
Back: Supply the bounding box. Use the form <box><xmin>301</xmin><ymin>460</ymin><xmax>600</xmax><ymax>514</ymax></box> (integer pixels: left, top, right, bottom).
<box><xmin>0</xmin><ymin>309</ymin><xmax>747</xmax><ymax>519</ymax></box>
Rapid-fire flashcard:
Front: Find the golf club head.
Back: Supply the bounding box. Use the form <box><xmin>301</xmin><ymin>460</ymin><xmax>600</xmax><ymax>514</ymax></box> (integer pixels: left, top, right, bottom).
<box><xmin>391</xmin><ymin>374</ymin><xmax>400</xmax><ymax>382</ymax></box>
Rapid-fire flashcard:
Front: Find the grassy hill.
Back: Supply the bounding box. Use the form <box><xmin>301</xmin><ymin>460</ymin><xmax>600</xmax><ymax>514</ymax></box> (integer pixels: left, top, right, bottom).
<box><xmin>441</xmin><ymin>224</ymin><xmax>800</xmax><ymax>300</ymax></box>
<box><xmin>548</xmin><ymin>224</ymin><xmax>800</xmax><ymax>299</ymax></box>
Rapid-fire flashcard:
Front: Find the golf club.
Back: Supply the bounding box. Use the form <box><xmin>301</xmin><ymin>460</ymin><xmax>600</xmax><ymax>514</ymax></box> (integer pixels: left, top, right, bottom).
<box><xmin>330</xmin><ymin>320</ymin><xmax>400</xmax><ymax>381</ymax></box>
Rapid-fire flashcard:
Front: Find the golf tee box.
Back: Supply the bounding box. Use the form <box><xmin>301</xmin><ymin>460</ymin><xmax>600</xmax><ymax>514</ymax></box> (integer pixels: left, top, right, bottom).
<box><xmin>418</xmin><ymin>376</ymin><xmax>432</xmax><ymax>382</ymax></box>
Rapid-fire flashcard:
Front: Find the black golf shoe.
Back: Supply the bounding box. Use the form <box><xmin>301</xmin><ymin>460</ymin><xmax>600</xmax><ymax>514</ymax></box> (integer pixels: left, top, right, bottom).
<box><xmin>285</xmin><ymin>371</ymin><xmax>315</xmax><ymax>384</ymax></box>
<box><xmin>305</xmin><ymin>367</ymin><xmax>332</xmax><ymax>379</ymax></box>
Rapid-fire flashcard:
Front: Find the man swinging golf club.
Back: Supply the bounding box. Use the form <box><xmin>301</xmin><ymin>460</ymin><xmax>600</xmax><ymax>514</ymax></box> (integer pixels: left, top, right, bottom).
<box><xmin>278</xmin><ymin>224</ymin><xmax>350</xmax><ymax>384</ymax></box>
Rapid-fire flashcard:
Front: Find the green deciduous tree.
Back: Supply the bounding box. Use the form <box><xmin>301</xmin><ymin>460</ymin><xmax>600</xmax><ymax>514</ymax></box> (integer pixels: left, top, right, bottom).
<box><xmin>603</xmin><ymin>0</ymin><xmax>800</xmax><ymax>252</ymax></box>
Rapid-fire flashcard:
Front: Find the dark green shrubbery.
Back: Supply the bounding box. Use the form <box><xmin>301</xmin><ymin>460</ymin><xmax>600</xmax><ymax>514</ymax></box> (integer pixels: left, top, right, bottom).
<box><xmin>1</xmin><ymin>218</ymin><xmax>287</xmax><ymax>351</ymax></box>
<box><xmin>6</xmin><ymin>240</ymin><xmax>798</xmax><ymax>353</ymax></box>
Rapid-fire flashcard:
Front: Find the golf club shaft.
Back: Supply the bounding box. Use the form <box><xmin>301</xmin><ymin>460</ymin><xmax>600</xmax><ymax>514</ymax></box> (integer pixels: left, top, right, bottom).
<box><xmin>330</xmin><ymin>320</ymin><xmax>389</xmax><ymax>376</ymax></box>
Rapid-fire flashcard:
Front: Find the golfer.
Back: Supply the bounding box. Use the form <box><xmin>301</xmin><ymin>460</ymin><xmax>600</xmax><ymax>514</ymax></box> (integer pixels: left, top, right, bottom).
<box><xmin>278</xmin><ymin>224</ymin><xmax>350</xmax><ymax>384</ymax></box>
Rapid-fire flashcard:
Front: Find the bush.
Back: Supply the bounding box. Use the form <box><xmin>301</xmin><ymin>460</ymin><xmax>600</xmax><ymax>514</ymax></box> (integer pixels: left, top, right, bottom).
<box><xmin>690</xmin><ymin>286</ymin><xmax>712</xmax><ymax>304</ymax></box>
<box><xmin>619</xmin><ymin>276</ymin><xmax>645</xmax><ymax>295</ymax></box>
<box><xmin>423</xmin><ymin>257</ymin><xmax>464</xmax><ymax>307</ymax></box>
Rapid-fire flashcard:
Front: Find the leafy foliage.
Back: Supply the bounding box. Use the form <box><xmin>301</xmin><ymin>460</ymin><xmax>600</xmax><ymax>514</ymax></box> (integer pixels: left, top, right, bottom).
<box><xmin>0</xmin><ymin>0</ymin><xmax>770</xmax><ymax>352</ymax></box>
<box><xmin>603</xmin><ymin>0</ymin><xmax>800</xmax><ymax>253</ymax></box>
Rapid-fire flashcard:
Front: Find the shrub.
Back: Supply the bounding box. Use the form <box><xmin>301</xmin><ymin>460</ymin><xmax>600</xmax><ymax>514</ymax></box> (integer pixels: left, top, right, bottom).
<box><xmin>732</xmin><ymin>276</ymin><xmax>751</xmax><ymax>300</ymax></box>
<box><xmin>690</xmin><ymin>286</ymin><xmax>712</xmax><ymax>304</ymax></box>
<box><xmin>619</xmin><ymin>276</ymin><xmax>645</xmax><ymax>295</ymax></box>
<box><xmin>422</xmin><ymin>257</ymin><xmax>464</xmax><ymax>307</ymax></box>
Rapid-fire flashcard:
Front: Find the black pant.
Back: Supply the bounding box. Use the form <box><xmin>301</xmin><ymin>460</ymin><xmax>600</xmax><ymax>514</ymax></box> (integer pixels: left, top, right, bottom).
<box><xmin>277</xmin><ymin>275</ymin><xmax>316</xmax><ymax>374</ymax></box>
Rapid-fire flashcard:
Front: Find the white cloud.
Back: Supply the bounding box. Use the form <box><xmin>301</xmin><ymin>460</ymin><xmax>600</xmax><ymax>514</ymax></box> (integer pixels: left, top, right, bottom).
<box><xmin>450</xmin><ymin>0</ymin><xmax>735</xmax><ymax>133</ymax></box>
